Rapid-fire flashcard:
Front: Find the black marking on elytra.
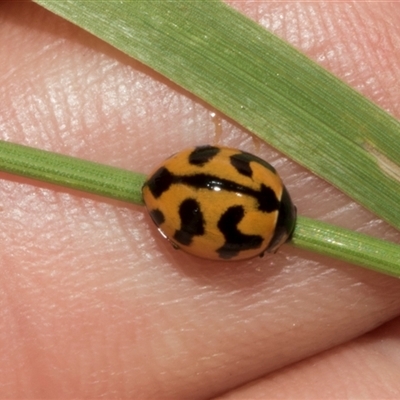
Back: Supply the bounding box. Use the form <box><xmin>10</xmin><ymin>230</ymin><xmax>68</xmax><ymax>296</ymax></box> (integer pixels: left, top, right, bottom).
<box><xmin>173</xmin><ymin>198</ymin><xmax>205</xmax><ymax>246</ymax></box>
<box><xmin>188</xmin><ymin>145</ymin><xmax>221</xmax><ymax>166</ymax></box>
<box><xmin>216</xmin><ymin>205</ymin><xmax>263</xmax><ymax>259</ymax></box>
<box><xmin>257</xmin><ymin>184</ymin><xmax>280</xmax><ymax>213</ymax></box>
<box><xmin>233</xmin><ymin>151</ymin><xmax>277</xmax><ymax>174</ymax></box>
<box><xmin>177</xmin><ymin>174</ymin><xmax>279</xmax><ymax>213</ymax></box>
<box><xmin>230</xmin><ymin>153</ymin><xmax>253</xmax><ymax>178</ymax></box>
<box><xmin>146</xmin><ymin>167</ymin><xmax>174</xmax><ymax>198</ymax></box>
<box><xmin>266</xmin><ymin>186</ymin><xmax>296</xmax><ymax>252</ymax></box>
<box><xmin>146</xmin><ymin>167</ymin><xmax>280</xmax><ymax>212</ymax></box>
<box><xmin>149</xmin><ymin>208</ymin><xmax>165</xmax><ymax>227</ymax></box>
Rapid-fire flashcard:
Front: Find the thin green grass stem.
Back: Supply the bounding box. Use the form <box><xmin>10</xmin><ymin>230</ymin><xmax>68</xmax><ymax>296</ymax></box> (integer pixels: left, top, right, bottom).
<box><xmin>1</xmin><ymin>140</ymin><xmax>399</xmax><ymax>277</ymax></box>
<box><xmin>0</xmin><ymin>140</ymin><xmax>145</xmax><ymax>205</ymax></box>
<box><xmin>292</xmin><ymin>217</ymin><xmax>400</xmax><ymax>278</ymax></box>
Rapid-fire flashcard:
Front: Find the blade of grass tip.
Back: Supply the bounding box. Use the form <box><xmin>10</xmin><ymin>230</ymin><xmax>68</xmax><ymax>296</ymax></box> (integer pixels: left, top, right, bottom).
<box><xmin>32</xmin><ymin>0</ymin><xmax>400</xmax><ymax>232</ymax></box>
<box><xmin>1</xmin><ymin>140</ymin><xmax>400</xmax><ymax>277</ymax></box>
<box><xmin>0</xmin><ymin>140</ymin><xmax>146</xmax><ymax>205</ymax></box>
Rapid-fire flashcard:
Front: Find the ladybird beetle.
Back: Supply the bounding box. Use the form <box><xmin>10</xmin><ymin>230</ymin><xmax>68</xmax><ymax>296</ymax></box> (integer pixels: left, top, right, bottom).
<box><xmin>142</xmin><ymin>145</ymin><xmax>296</xmax><ymax>261</ymax></box>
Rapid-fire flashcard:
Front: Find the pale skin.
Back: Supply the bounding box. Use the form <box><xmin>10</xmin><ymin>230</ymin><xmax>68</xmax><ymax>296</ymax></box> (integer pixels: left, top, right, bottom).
<box><xmin>0</xmin><ymin>1</ymin><xmax>400</xmax><ymax>398</ymax></box>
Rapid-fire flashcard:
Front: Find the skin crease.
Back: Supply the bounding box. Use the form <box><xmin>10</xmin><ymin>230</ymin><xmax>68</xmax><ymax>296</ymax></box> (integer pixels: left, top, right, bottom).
<box><xmin>0</xmin><ymin>1</ymin><xmax>399</xmax><ymax>399</ymax></box>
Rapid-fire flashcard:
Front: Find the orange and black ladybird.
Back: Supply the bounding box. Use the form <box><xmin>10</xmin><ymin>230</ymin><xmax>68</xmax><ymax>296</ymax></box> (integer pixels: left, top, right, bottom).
<box><xmin>142</xmin><ymin>145</ymin><xmax>296</xmax><ymax>261</ymax></box>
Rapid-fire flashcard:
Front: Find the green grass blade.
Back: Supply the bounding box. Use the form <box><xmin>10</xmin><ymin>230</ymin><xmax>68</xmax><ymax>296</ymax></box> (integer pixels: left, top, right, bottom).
<box><xmin>1</xmin><ymin>139</ymin><xmax>399</xmax><ymax>276</ymax></box>
<box><xmin>0</xmin><ymin>140</ymin><xmax>145</xmax><ymax>205</ymax></box>
<box><xmin>292</xmin><ymin>217</ymin><xmax>400</xmax><ymax>278</ymax></box>
<box><xmin>32</xmin><ymin>0</ymin><xmax>400</xmax><ymax>231</ymax></box>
